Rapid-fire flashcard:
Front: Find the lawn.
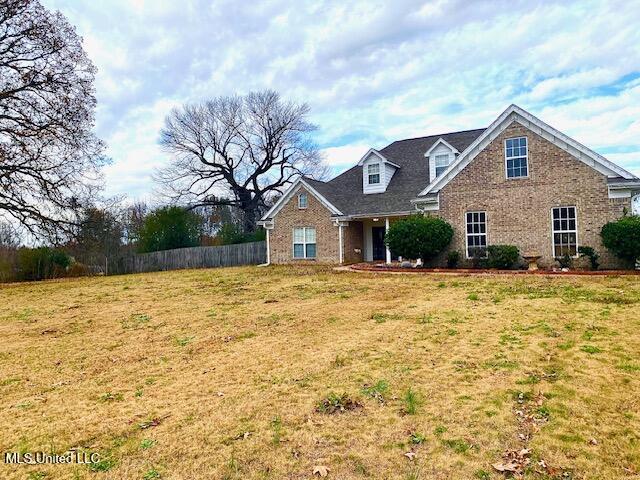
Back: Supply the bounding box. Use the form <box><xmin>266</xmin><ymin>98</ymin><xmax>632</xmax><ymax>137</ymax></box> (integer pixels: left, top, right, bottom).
<box><xmin>1</xmin><ymin>266</ymin><xmax>639</xmax><ymax>480</ymax></box>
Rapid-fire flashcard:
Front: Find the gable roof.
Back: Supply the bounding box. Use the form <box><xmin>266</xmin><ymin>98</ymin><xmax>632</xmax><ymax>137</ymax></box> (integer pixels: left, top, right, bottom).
<box><xmin>356</xmin><ymin>148</ymin><xmax>401</xmax><ymax>168</ymax></box>
<box><xmin>424</xmin><ymin>137</ymin><xmax>460</xmax><ymax>156</ymax></box>
<box><xmin>259</xmin><ymin>177</ymin><xmax>343</xmax><ymax>223</ymax></box>
<box><xmin>418</xmin><ymin>104</ymin><xmax>637</xmax><ymax>196</ymax></box>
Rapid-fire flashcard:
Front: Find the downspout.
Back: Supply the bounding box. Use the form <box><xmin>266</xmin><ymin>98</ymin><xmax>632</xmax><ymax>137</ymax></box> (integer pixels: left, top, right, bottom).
<box><xmin>265</xmin><ymin>228</ymin><xmax>271</xmax><ymax>265</ymax></box>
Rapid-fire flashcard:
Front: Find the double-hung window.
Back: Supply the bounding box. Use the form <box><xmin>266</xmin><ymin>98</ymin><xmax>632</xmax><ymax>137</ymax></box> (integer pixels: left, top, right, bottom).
<box><xmin>505</xmin><ymin>137</ymin><xmax>528</xmax><ymax>178</ymax></box>
<box><xmin>367</xmin><ymin>163</ymin><xmax>380</xmax><ymax>185</ymax></box>
<box><xmin>297</xmin><ymin>193</ymin><xmax>308</xmax><ymax>209</ymax></box>
<box><xmin>293</xmin><ymin>227</ymin><xmax>316</xmax><ymax>259</ymax></box>
<box><xmin>434</xmin><ymin>154</ymin><xmax>450</xmax><ymax>177</ymax></box>
<box><xmin>552</xmin><ymin>207</ymin><xmax>577</xmax><ymax>257</ymax></box>
<box><xmin>466</xmin><ymin>211</ymin><xmax>487</xmax><ymax>258</ymax></box>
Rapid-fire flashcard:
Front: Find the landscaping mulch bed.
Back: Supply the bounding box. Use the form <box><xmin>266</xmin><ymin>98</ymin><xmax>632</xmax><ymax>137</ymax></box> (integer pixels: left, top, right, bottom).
<box><xmin>348</xmin><ymin>263</ymin><xmax>640</xmax><ymax>276</ymax></box>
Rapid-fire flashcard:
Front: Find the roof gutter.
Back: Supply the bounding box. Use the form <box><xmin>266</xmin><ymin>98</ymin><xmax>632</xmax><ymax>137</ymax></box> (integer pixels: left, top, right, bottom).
<box><xmin>333</xmin><ymin>210</ymin><xmax>413</xmax><ymax>221</ymax></box>
<box><xmin>608</xmin><ymin>181</ymin><xmax>640</xmax><ymax>188</ymax></box>
<box><xmin>410</xmin><ymin>196</ymin><xmax>438</xmax><ymax>205</ymax></box>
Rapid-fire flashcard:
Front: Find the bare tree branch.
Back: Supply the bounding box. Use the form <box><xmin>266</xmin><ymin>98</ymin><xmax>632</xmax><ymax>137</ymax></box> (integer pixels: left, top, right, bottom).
<box><xmin>155</xmin><ymin>90</ymin><xmax>328</xmax><ymax>232</ymax></box>
<box><xmin>0</xmin><ymin>0</ymin><xmax>106</xmax><ymax>243</ymax></box>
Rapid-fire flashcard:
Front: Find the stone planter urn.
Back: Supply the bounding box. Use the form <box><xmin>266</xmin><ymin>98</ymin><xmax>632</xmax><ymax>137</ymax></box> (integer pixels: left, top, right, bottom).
<box><xmin>523</xmin><ymin>253</ymin><xmax>542</xmax><ymax>271</ymax></box>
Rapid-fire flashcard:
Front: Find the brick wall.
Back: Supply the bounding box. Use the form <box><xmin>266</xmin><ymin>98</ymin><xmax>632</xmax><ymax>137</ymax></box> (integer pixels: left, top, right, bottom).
<box><xmin>343</xmin><ymin>221</ymin><xmax>364</xmax><ymax>264</ymax></box>
<box><xmin>438</xmin><ymin>122</ymin><xmax>630</xmax><ymax>268</ymax></box>
<box><xmin>270</xmin><ymin>186</ymin><xmax>340</xmax><ymax>263</ymax></box>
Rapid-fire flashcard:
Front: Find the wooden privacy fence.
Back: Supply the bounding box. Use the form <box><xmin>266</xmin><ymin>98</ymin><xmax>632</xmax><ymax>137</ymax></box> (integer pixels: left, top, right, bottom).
<box><xmin>107</xmin><ymin>241</ymin><xmax>266</xmax><ymax>275</ymax></box>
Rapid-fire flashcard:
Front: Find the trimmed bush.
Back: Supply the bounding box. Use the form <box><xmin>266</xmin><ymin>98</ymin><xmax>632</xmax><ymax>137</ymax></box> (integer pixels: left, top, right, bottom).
<box><xmin>446</xmin><ymin>251</ymin><xmax>460</xmax><ymax>269</ymax></box>
<box><xmin>487</xmin><ymin>245</ymin><xmax>519</xmax><ymax>269</ymax></box>
<box><xmin>601</xmin><ymin>216</ymin><xmax>640</xmax><ymax>266</ymax></box>
<box><xmin>469</xmin><ymin>248</ymin><xmax>488</xmax><ymax>269</ymax></box>
<box><xmin>385</xmin><ymin>215</ymin><xmax>453</xmax><ymax>261</ymax></box>
<box><xmin>578</xmin><ymin>246</ymin><xmax>600</xmax><ymax>270</ymax></box>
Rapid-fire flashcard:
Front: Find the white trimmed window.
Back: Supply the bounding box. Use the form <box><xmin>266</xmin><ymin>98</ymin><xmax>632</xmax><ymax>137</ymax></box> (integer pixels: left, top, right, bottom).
<box><xmin>297</xmin><ymin>192</ymin><xmax>308</xmax><ymax>209</ymax></box>
<box><xmin>293</xmin><ymin>227</ymin><xmax>316</xmax><ymax>259</ymax></box>
<box><xmin>434</xmin><ymin>154</ymin><xmax>450</xmax><ymax>177</ymax></box>
<box><xmin>505</xmin><ymin>137</ymin><xmax>528</xmax><ymax>178</ymax></box>
<box><xmin>367</xmin><ymin>163</ymin><xmax>380</xmax><ymax>185</ymax></box>
<box><xmin>466</xmin><ymin>211</ymin><xmax>487</xmax><ymax>258</ymax></box>
<box><xmin>552</xmin><ymin>206</ymin><xmax>577</xmax><ymax>257</ymax></box>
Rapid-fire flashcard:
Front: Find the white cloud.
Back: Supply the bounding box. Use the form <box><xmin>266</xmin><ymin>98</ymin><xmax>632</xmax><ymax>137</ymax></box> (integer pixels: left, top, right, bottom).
<box><xmin>527</xmin><ymin>68</ymin><xmax>621</xmax><ymax>102</ymax></box>
<box><xmin>321</xmin><ymin>144</ymin><xmax>370</xmax><ymax>173</ymax></box>
<box><xmin>41</xmin><ymin>0</ymin><xmax>640</xmax><ymax>199</ymax></box>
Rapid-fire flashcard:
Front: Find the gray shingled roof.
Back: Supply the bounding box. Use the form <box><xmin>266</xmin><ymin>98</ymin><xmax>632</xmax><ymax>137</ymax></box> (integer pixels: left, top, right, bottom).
<box><xmin>304</xmin><ymin>128</ymin><xmax>486</xmax><ymax>217</ymax></box>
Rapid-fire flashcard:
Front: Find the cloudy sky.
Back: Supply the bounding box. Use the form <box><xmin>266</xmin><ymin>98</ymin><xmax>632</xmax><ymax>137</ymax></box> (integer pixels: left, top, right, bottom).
<box><xmin>43</xmin><ymin>0</ymin><xmax>640</xmax><ymax>201</ymax></box>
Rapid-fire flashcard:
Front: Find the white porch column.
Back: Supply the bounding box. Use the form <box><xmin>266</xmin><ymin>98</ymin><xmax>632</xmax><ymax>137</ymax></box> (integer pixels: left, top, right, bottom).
<box><xmin>338</xmin><ymin>224</ymin><xmax>344</xmax><ymax>264</ymax></box>
<box><xmin>385</xmin><ymin>217</ymin><xmax>391</xmax><ymax>264</ymax></box>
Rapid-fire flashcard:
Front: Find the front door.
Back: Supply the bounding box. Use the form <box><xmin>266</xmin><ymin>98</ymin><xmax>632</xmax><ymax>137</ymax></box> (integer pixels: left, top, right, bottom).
<box><xmin>372</xmin><ymin>226</ymin><xmax>386</xmax><ymax>261</ymax></box>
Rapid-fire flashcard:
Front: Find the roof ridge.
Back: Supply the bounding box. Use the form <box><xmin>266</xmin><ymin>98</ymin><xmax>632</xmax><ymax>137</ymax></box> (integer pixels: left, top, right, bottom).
<box><xmin>383</xmin><ymin>127</ymin><xmax>487</xmax><ymax>147</ymax></box>
<box><xmin>302</xmin><ymin>175</ymin><xmax>324</xmax><ymax>182</ymax></box>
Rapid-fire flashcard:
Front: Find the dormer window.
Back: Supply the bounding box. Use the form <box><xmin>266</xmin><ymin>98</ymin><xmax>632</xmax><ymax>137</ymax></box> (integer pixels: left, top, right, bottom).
<box><xmin>425</xmin><ymin>138</ymin><xmax>459</xmax><ymax>183</ymax></box>
<box><xmin>297</xmin><ymin>192</ymin><xmax>308</xmax><ymax>209</ymax></box>
<box><xmin>358</xmin><ymin>149</ymin><xmax>398</xmax><ymax>194</ymax></box>
<box><xmin>367</xmin><ymin>163</ymin><xmax>380</xmax><ymax>185</ymax></box>
<box><xmin>434</xmin><ymin>154</ymin><xmax>451</xmax><ymax>177</ymax></box>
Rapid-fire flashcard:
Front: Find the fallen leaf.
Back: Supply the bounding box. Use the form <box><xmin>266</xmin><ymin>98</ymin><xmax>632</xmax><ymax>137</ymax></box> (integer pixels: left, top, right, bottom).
<box><xmin>232</xmin><ymin>431</ymin><xmax>251</xmax><ymax>441</ymax></box>
<box><xmin>493</xmin><ymin>462</ymin><xmax>519</xmax><ymax>473</ymax></box>
<box><xmin>313</xmin><ymin>465</ymin><xmax>329</xmax><ymax>477</ymax></box>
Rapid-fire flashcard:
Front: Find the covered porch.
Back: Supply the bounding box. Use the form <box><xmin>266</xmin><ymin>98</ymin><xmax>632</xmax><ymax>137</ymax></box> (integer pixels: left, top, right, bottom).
<box><xmin>336</xmin><ymin>213</ymin><xmax>410</xmax><ymax>264</ymax></box>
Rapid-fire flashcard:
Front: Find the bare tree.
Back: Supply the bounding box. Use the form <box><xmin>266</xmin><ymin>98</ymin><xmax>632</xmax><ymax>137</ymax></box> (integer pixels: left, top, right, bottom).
<box><xmin>0</xmin><ymin>221</ymin><xmax>19</xmax><ymax>248</ymax></box>
<box><xmin>0</xmin><ymin>0</ymin><xmax>106</xmax><ymax>241</ymax></box>
<box><xmin>68</xmin><ymin>205</ymin><xmax>124</xmax><ymax>265</ymax></box>
<box><xmin>121</xmin><ymin>201</ymin><xmax>149</xmax><ymax>246</ymax></box>
<box><xmin>193</xmin><ymin>200</ymin><xmax>240</xmax><ymax>238</ymax></box>
<box><xmin>157</xmin><ymin>90</ymin><xmax>327</xmax><ymax>233</ymax></box>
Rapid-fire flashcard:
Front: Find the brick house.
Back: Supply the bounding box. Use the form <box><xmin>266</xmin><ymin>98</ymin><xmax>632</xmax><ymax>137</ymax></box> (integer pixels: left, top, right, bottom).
<box><xmin>258</xmin><ymin>105</ymin><xmax>640</xmax><ymax>268</ymax></box>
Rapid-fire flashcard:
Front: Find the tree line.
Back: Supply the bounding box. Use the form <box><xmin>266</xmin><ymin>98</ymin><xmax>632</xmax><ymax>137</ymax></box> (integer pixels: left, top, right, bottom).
<box><xmin>0</xmin><ymin>200</ymin><xmax>265</xmax><ymax>281</ymax></box>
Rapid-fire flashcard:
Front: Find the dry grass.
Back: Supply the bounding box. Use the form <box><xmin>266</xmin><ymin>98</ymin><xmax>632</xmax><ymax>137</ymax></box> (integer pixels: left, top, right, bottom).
<box><xmin>1</xmin><ymin>265</ymin><xmax>639</xmax><ymax>479</ymax></box>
